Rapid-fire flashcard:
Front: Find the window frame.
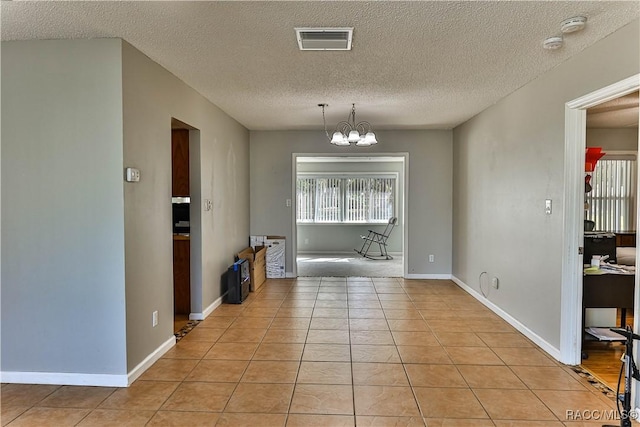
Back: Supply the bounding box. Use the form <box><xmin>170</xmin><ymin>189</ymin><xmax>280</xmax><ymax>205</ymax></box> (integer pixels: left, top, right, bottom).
<box><xmin>296</xmin><ymin>172</ymin><xmax>398</xmax><ymax>225</ymax></box>
<box><xmin>585</xmin><ymin>151</ymin><xmax>637</xmax><ymax>232</ymax></box>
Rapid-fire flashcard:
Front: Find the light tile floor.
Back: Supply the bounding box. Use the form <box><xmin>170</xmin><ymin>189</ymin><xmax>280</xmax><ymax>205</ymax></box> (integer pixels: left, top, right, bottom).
<box><xmin>1</xmin><ymin>277</ymin><xmax>630</xmax><ymax>426</ymax></box>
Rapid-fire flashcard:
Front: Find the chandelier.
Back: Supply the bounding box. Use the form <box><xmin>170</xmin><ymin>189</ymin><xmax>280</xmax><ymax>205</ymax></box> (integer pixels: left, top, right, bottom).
<box><xmin>319</xmin><ymin>103</ymin><xmax>378</xmax><ymax>146</ymax></box>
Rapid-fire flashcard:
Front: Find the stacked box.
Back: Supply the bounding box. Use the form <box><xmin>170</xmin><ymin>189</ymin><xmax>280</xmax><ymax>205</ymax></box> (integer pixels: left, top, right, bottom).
<box><xmin>264</xmin><ymin>236</ymin><xmax>286</xmax><ymax>278</ymax></box>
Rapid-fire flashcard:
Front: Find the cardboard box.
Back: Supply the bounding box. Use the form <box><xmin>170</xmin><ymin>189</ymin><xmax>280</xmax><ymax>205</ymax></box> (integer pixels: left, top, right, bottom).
<box><xmin>264</xmin><ymin>236</ymin><xmax>286</xmax><ymax>278</ymax></box>
<box><xmin>252</xmin><ymin>246</ymin><xmax>266</xmax><ymax>290</ymax></box>
<box><xmin>236</xmin><ymin>245</ymin><xmax>267</xmax><ymax>291</ymax></box>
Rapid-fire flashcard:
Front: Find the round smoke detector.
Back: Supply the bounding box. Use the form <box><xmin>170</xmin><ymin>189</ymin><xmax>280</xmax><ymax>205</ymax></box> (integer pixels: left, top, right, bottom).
<box><xmin>543</xmin><ymin>36</ymin><xmax>563</xmax><ymax>50</ymax></box>
<box><xmin>561</xmin><ymin>16</ymin><xmax>587</xmax><ymax>33</ymax></box>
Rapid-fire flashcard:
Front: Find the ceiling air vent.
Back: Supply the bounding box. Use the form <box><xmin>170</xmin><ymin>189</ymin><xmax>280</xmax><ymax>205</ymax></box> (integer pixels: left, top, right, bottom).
<box><xmin>295</xmin><ymin>27</ymin><xmax>353</xmax><ymax>51</ymax></box>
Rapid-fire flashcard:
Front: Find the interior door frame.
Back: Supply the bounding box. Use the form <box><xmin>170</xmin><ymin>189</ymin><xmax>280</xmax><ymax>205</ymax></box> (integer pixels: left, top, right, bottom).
<box><xmin>561</xmin><ymin>75</ymin><xmax>639</xmax><ymax>367</ymax></box>
<box><xmin>291</xmin><ymin>152</ymin><xmax>409</xmax><ymax>278</ymax></box>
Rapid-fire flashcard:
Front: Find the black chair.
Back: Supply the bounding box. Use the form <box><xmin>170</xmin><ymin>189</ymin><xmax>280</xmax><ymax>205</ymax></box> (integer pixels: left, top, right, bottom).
<box><xmin>354</xmin><ymin>217</ymin><xmax>397</xmax><ymax>260</ymax></box>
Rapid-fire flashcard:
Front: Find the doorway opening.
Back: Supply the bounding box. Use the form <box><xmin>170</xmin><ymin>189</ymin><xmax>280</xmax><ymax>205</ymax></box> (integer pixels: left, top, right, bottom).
<box><xmin>581</xmin><ymin>90</ymin><xmax>639</xmax><ymax>390</ymax></box>
<box><xmin>171</xmin><ymin>118</ymin><xmax>202</xmax><ymax>334</ymax></box>
<box><xmin>292</xmin><ymin>154</ymin><xmax>408</xmax><ymax>278</ymax></box>
<box><xmin>561</xmin><ymin>75</ymin><xmax>639</xmax><ymax>398</ymax></box>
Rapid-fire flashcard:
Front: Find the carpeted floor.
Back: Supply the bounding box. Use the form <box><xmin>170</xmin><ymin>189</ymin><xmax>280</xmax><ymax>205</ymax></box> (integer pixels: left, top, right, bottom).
<box><xmin>296</xmin><ymin>253</ymin><xmax>403</xmax><ymax>277</ymax></box>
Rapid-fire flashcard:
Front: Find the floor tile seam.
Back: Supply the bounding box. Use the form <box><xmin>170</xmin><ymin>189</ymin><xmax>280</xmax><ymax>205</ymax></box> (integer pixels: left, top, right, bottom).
<box><xmin>459</xmin><ymin>363</ymin><xmax>531</xmax><ymax>390</ymax></box>
<box><xmin>0</xmin><ymin>407</ymin><xmax>27</xmax><ymax>426</ymax></box>
<box><xmin>22</xmin><ymin>405</ymin><xmax>94</xmax><ymax>426</ymax></box>
<box><xmin>282</xmin><ymin>313</ymin><xmax>313</xmax><ymax>418</ymax></box>
<box><xmin>503</xmin><ymin>364</ymin><xmax>559</xmax><ymax>393</ymax></box>
<box><xmin>346</xmin><ymin>295</ymin><xmax>358</xmax><ymax>422</ymax></box>
<box><xmin>388</xmin><ymin>367</ymin><xmax>428</xmax><ymax>420</ymax></box>
<box><xmin>413</xmin><ymin>385</ymin><xmax>491</xmax><ymax>421</ymax></box>
<box><xmin>7</xmin><ymin>385</ymin><xmax>62</xmax><ymax>412</ymax></box>
<box><xmin>467</xmin><ymin>386</ymin><xmax>563</xmax><ymax>423</ymax></box>
<box><xmin>376</xmin><ymin>294</ymin><xmax>395</xmax><ymax>340</ymax></box>
<box><xmin>217</xmin><ymin>315</ymin><xmax>278</xmax><ymax>414</ymax></box>
<box><xmin>29</xmin><ymin>386</ymin><xmax>120</xmax><ymax>414</ymax></box>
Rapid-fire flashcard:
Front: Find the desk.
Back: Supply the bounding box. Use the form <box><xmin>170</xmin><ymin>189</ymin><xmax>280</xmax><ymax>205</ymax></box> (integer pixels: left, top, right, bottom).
<box><xmin>582</xmin><ymin>272</ymin><xmax>634</xmax><ymax>355</ymax></box>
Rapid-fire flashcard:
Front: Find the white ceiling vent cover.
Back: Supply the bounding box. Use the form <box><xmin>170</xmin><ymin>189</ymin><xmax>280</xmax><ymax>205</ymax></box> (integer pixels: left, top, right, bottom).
<box><xmin>295</xmin><ymin>27</ymin><xmax>353</xmax><ymax>51</ymax></box>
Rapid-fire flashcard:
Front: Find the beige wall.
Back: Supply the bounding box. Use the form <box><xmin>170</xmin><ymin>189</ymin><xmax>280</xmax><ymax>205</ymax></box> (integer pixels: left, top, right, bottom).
<box><xmin>453</xmin><ymin>20</ymin><xmax>639</xmax><ymax>351</ymax></box>
<box><xmin>122</xmin><ymin>41</ymin><xmax>250</xmax><ymax>371</ymax></box>
<box><xmin>587</xmin><ymin>127</ymin><xmax>638</xmax><ymax>151</ymax></box>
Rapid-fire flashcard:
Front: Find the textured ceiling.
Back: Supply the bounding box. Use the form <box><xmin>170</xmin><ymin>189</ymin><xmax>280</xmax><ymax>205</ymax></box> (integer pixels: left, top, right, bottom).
<box><xmin>2</xmin><ymin>1</ymin><xmax>639</xmax><ymax>131</ymax></box>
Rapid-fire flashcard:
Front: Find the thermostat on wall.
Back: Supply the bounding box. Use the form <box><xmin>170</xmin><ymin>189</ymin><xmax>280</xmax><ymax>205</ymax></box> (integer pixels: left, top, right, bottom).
<box><xmin>125</xmin><ymin>167</ymin><xmax>140</xmax><ymax>182</ymax></box>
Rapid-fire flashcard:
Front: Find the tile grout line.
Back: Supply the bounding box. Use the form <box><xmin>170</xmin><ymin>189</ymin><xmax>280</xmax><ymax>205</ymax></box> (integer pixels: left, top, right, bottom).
<box><xmin>282</xmin><ymin>279</ymin><xmax>313</xmax><ymax>425</ymax></box>
<box><xmin>397</xmin><ymin>282</ymin><xmax>427</xmax><ymax>420</ymax></box>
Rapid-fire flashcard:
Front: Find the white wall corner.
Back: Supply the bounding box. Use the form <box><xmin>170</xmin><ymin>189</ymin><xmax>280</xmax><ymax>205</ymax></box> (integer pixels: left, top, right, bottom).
<box><xmin>127</xmin><ymin>335</ymin><xmax>176</xmax><ymax>385</ymax></box>
<box><xmin>190</xmin><ymin>294</ymin><xmax>225</xmax><ymax>321</ymax></box>
<box><xmin>451</xmin><ymin>276</ymin><xmax>562</xmax><ymax>362</ymax></box>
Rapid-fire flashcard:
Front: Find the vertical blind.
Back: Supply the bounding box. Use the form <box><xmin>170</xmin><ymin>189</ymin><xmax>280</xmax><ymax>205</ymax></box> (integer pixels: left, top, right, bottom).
<box><xmin>315</xmin><ymin>178</ymin><xmax>342</xmax><ymax>222</ymax></box>
<box><xmin>366</xmin><ymin>177</ymin><xmax>394</xmax><ymax>222</ymax></box>
<box><xmin>296</xmin><ymin>178</ymin><xmax>315</xmax><ymax>222</ymax></box>
<box><xmin>345</xmin><ymin>178</ymin><xmax>368</xmax><ymax>222</ymax></box>
<box><xmin>296</xmin><ymin>175</ymin><xmax>396</xmax><ymax>223</ymax></box>
<box><xmin>585</xmin><ymin>158</ymin><xmax>637</xmax><ymax>232</ymax></box>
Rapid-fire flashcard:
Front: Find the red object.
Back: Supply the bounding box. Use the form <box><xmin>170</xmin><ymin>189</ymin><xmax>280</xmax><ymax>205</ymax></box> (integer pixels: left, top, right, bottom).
<box><xmin>585</xmin><ymin>147</ymin><xmax>605</xmax><ymax>172</ymax></box>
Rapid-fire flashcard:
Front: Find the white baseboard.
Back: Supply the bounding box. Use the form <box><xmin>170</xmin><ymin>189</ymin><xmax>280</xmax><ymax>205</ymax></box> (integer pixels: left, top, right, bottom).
<box><xmin>1</xmin><ymin>335</ymin><xmax>177</xmax><ymax>388</ymax></box>
<box><xmin>451</xmin><ymin>275</ymin><xmax>561</xmax><ymax>361</ymax></box>
<box><xmin>0</xmin><ymin>370</ymin><xmax>130</xmax><ymax>387</ymax></box>
<box><xmin>190</xmin><ymin>294</ymin><xmax>225</xmax><ymax>321</ymax></box>
<box><xmin>127</xmin><ymin>335</ymin><xmax>176</xmax><ymax>385</ymax></box>
<box><xmin>405</xmin><ymin>274</ymin><xmax>452</xmax><ymax>280</ymax></box>
<box><xmin>286</xmin><ymin>272</ymin><xmax>296</xmax><ymax>278</ymax></box>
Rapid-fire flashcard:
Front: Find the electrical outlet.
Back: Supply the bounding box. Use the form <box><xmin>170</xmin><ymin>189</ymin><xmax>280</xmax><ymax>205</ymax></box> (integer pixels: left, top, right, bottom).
<box><xmin>428</xmin><ymin>254</ymin><xmax>435</xmax><ymax>263</ymax></box>
<box><xmin>286</xmin><ymin>199</ymin><xmax>292</xmax><ymax>207</ymax></box>
<box><xmin>204</xmin><ymin>199</ymin><xmax>212</xmax><ymax>211</ymax></box>
<box><xmin>491</xmin><ymin>277</ymin><xmax>499</xmax><ymax>289</ymax></box>
<box><xmin>152</xmin><ymin>311</ymin><xmax>158</xmax><ymax>327</ymax></box>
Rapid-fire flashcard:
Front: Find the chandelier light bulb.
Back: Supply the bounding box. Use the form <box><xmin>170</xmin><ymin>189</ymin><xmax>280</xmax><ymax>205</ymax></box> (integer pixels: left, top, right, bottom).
<box><xmin>331</xmin><ymin>131</ymin><xmax>345</xmax><ymax>145</ymax></box>
<box><xmin>348</xmin><ymin>130</ymin><xmax>361</xmax><ymax>143</ymax></box>
<box><xmin>335</xmin><ymin>136</ymin><xmax>350</xmax><ymax>146</ymax></box>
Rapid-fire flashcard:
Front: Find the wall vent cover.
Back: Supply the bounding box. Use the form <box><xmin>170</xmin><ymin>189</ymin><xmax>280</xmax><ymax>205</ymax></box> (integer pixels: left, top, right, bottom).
<box><xmin>295</xmin><ymin>27</ymin><xmax>353</xmax><ymax>51</ymax></box>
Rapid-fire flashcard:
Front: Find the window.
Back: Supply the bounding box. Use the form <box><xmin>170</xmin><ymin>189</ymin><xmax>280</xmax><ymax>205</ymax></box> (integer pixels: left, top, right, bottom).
<box><xmin>296</xmin><ymin>174</ymin><xmax>396</xmax><ymax>224</ymax></box>
<box><xmin>585</xmin><ymin>155</ymin><xmax>637</xmax><ymax>232</ymax></box>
